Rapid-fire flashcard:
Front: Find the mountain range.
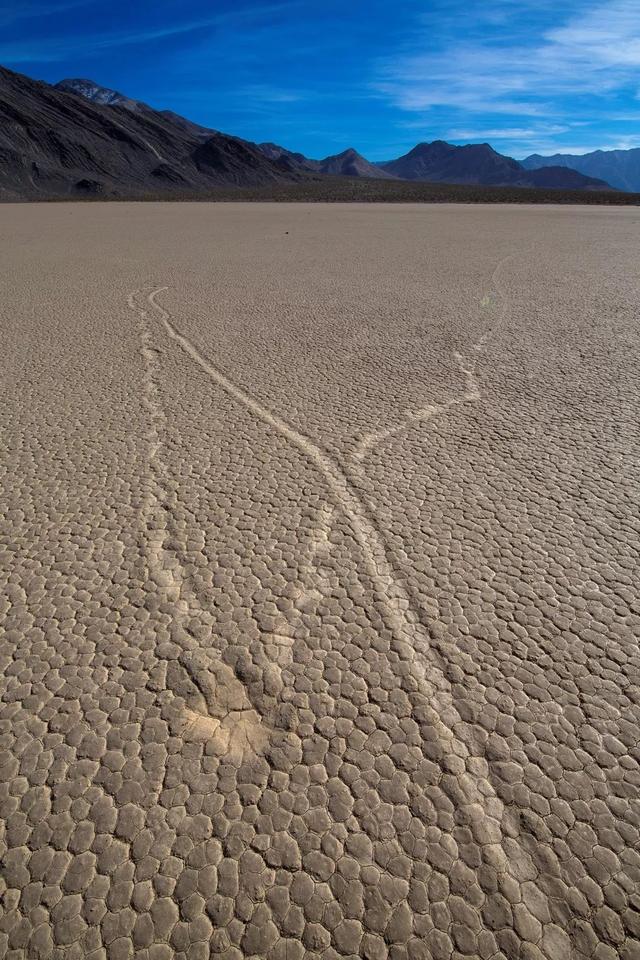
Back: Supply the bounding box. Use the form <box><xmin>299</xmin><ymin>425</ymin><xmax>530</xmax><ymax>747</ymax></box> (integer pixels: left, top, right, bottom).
<box><xmin>0</xmin><ymin>66</ymin><xmax>624</xmax><ymax>199</ymax></box>
<box><xmin>254</xmin><ymin>143</ymin><xmax>393</xmax><ymax>178</ymax></box>
<box><xmin>376</xmin><ymin>141</ymin><xmax>613</xmax><ymax>190</ymax></box>
<box><xmin>522</xmin><ymin>149</ymin><xmax>640</xmax><ymax>193</ymax></box>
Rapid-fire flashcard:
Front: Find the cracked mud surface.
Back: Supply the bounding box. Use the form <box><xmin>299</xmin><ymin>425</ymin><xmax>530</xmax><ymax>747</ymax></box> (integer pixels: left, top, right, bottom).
<box><xmin>1</xmin><ymin>202</ymin><xmax>639</xmax><ymax>960</ymax></box>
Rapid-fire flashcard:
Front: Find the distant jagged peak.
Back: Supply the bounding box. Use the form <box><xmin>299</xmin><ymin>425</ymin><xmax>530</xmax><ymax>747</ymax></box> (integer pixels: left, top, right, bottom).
<box><xmin>54</xmin><ymin>78</ymin><xmax>147</xmax><ymax>111</ymax></box>
<box><xmin>318</xmin><ymin>146</ymin><xmax>396</xmax><ymax>179</ymax></box>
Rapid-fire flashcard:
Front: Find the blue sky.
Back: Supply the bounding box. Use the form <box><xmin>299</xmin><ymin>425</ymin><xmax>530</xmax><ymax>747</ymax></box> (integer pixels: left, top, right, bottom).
<box><xmin>1</xmin><ymin>0</ymin><xmax>640</xmax><ymax>159</ymax></box>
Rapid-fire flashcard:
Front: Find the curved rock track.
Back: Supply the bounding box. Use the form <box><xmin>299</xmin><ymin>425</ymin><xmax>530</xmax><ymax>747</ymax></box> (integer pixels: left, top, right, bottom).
<box><xmin>1</xmin><ymin>203</ymin><xmax>639</xmax><ymax>960</ymax></box>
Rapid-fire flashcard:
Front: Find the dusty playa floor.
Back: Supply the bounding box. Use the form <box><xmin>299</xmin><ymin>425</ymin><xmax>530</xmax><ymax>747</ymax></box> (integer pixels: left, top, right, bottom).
<box><xmin>1</xmin><ymin>203</ymin><xmax>639</xmax><ymax>960</ymax></box>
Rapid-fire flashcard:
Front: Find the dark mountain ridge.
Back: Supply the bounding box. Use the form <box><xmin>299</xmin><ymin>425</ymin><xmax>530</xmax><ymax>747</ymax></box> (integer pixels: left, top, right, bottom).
<box><xmin>380</xmin><ymin>140</ymin><xmax>612</xmax><ymax>191</ymax></box>
<box><xmin>0</xmin><ymin>66</ymin><xmax>304</xmax><ymax>198</ymax></box>
<box><xmin>56</xmin><ymin>78</ymin><xmax>216</xmax><ymax>139</ymax></box>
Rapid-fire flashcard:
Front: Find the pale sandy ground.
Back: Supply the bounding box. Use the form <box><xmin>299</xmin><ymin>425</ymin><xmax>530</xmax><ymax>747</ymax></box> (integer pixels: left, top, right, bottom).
<box><xmin>1</xmin><ymin>203</ymin><xmax>639</xmax><ymax>960</ymax></box>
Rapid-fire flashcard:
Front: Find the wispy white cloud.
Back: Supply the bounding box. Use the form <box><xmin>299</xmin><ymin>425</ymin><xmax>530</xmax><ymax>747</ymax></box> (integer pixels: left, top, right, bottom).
<box><xmin>238</xmin><ymin>83</ymin><xmax>305</xmax><ymax>104</ymax></box>
<box><xmin>592</xmin><ymin>136</ymin><xmax>640</xmax><ymax>150</ymax></box>
<box><xmin>545</xmin><ymin>1</ymin><xmax>640</xmax><ymax>68</ymax></box>
<box><xmin>520</xmin><ymin>138</ymin><xmax>640</xmax><ymax>155</ymax></box>
<box><xmin>448</xmin><ymin>124</ymin><xmax>571</xmax><ymax>140</ymax></box>
<box><xmin>374</xmin><ymin>0</ymin><xmax>640</xmax><ymax>120</ymax></box>
<box><xmin>0</xmin><ymin>0</ymin><xmax>93</xmax><ymax>26</ymax></box>
<box><xmin>0</xmin><ymin>2</ymin><xmax>293</xmax><ymax>63</ymax></box>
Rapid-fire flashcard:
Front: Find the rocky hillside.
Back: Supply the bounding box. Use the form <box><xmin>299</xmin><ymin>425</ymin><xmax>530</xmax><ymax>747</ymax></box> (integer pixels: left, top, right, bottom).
<box><xmin>0</xmin><ymin>66</ymin><xmax>304</xmax><ymax>199</ymax></box>
<box><xmin>316</xmin><ymin>148</ymin><xmax>395</xmax><ymax>179</ymax></box>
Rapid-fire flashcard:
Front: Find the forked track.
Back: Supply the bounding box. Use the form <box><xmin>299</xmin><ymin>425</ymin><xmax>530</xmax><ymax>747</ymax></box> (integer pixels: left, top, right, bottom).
<box><xmin>146</xmin><ymin>285</ymin><xmax>450</xmax><ymax>685</ymax></box>
<box><xmin>133</xmin><ymin>271</ymin><xmax>540</xmax><ymax>895</ymax></box>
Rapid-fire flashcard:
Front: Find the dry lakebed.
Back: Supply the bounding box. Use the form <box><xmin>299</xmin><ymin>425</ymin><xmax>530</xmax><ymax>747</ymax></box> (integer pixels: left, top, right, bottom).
<box><xmin>1</xmin><ymin>202</ymin><xmax>639</xmax><ymax>960</ymax></box>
